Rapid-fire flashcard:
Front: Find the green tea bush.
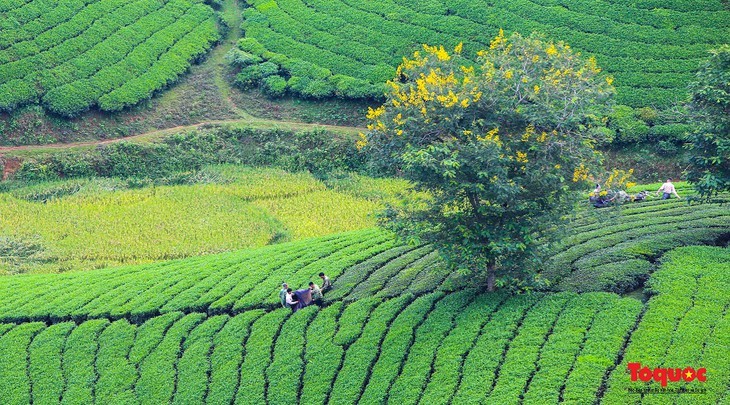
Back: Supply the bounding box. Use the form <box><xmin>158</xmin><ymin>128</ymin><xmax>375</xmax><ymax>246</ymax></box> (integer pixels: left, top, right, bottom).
<box><xmin>60</xmin><ymin>319</ymin><xmax>109</xmax><ymax>405</ymax></box>
<box><xmin>28</xmin><ymin>322</ymin><xmax>76</xmax><ymax>405</ymax></box>
<box><xmin>136</xmin><ymin>313</ymin><xmax>204</xmax><ymax>404</ymax></box>
<box><xmin>95</xmin><ymin>320</ymin><xmax>137</xmax><ymax>404</ymax></box>
<box><xmin>12</xmin><ymin>125</ymin><xmax>364</xmax><ymax>181</ymax></box>
<box><xmin>207</xmin><ymin>311</ymin><xmax>263</xmax><ymax>404</ymax></box>
<box><xmin>172</xmin><ymin>315</ymin><xmax>228</xmax><ymax>405</ymax></box>
<box><xmin>261</xmin><ymin>74</ymin><xmax>287</xmax><ymax>97</ymax></box>
<box><xmin>0</xmin><ymin>247</ymin><xmax>726</xmax><ymax>404</ymax></box>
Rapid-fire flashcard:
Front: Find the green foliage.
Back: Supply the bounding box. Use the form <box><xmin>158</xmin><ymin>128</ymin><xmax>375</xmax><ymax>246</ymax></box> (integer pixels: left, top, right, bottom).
<box><xmin>543</xmin><ymin>193</ymin><xmax>730</xmax><ymax>293</ymax></box>
<box><xmin>485</xmin><ymin>292</ymin><xmax>575</xmax><ymax>404</ymax></box>
<box><xmin>328</xmin><ymin>295</ymin><xmax>410</xmax><ymax>405</ymax></box>
<box><xmin>419</xmin><ymin>293</ymin><xmax>507</xmax><ymax>405</ymax></box>
<box><xmin>0</xmin><ymin>322</ymin><xmax>46</xmax><ymax>404</ymax></box>
<box><xmin>236</xmin><ymin>309</ymin><xmax>290</xmax><ymax>405</ymax></box>
<box><xmin>453</xmin><ymin>294</ymin><xmax>539</xmax><ymax>404</ymax></box>
<box><xmin>265</xmin><ymin>306</ymin><xmax>317</xmax><ymax>405</ymax></box>
<box><xmin>561</xmin><ymin>298</ymin><xmax>643</xmax><ymax>404</ymax></box>
<box><xmin>60</xmin><ymin>319</ymin><xmax>109</xmax><ymax>405</ymax></box>
<box><xmin>686</xmin><ymin>45</ymin><xmax>730</xmax><ymax>199</ymax></box>
<box><xmin>207</xmin><ymin>311</ymin><xmax>264</xmax><ymax>404</ymax></box>
<box><xmin>300</xmin><ymin>303</ymin><xmax>343</xmax><ymax>405</ymax></box>
<box><xmin>172</xmin><ymin>315</ymin><xmax>229</xmax><ymax>405</ymax></box>
<box><xmin>95</xmin><ymin>319</ymin><xmax>137</xmax><ymax>404</ymax></box>
<box><xmin>136</xmin><ymin>313</ymin><xmax>204</xmax><ymax>404</ymax></box>
<box><xmin>261</xmin><ymin>74</ymin><xmax>288</xmax><ymax>97</ymax></box>
<box><xmin>602</xmin><ymin>246</ymin><xmax>730</xmax><ymax>404</ymax></box>
<box><xmin>237</xmin><ymin>0</ymin><xmax>729</xmax><ymax>109</ymax></box>
<box><xmin>235</xmin><ymin>61</ymin><xmax>280</xmax><ymax>89</ymax></box>
<box><xmin>0</xmin><ymin>0</ymin><xmax>221</xmax><ymax>115</ymax></box>
<box><xmin>609</xmin><ymin>105</ymin><xmax>650</xmax><ymax>144</ymax></box>
<box><xmin>224</xmin><ymin>48</ymin><xmax>263</xmax><ymax>67</ymax></box>
<box><xmin>0</xmin><ymin>247</ymin><xmax>726</xmax><ymax>403</ymax></box>
<box><xmin>13</xmin><ymin>125</ymin><xmax>363</xmax><ymax>181</ymax></box>
<box><xmin>28</xmin><ymin>322</ymin><xmax>76</xmax><ymax>405</ymax></box>
<box><xmin>364</xmin><ymin>32</ymin><xmax>613</xmax><ymax>291</ymax></box>
<box><xmin>386</xmin><ymin>291</ymin><xmax>474</xmax><ymax>405</ymax></box>
<box><xmin>358</xmin><ymin>293</ymin><xmax>443</xmax><ymax>404</ymax></box>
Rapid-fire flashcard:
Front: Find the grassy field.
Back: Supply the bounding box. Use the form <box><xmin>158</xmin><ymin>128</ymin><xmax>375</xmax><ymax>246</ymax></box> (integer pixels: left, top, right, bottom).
<box><xmin>0</xmin><ymin>166</ymin><xmax>411</xmax><ymax>274</ymax></box>
<box><xmin>237</xmin><ymin>0</ymin><xmax>729</xmax><ymax>108</ymax></box>
<box><xmin>0</xmin><ymin>237</ymin><xmax>726</xmax><ymax>404</ymax></box>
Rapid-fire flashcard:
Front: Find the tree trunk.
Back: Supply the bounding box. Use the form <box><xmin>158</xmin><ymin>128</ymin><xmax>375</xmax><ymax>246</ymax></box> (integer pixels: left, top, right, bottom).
<box><xmin>486</xmin><ymin>262</ymin><xmax>496</xmax><ymax>292</ymax></box>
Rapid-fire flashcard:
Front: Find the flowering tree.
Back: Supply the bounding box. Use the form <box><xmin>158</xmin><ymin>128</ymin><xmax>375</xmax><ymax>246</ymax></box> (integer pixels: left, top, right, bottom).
<box><xmin>360</xmin><ymin>31</ymin><xmax>615</xmax><ymax>291</ymax></box>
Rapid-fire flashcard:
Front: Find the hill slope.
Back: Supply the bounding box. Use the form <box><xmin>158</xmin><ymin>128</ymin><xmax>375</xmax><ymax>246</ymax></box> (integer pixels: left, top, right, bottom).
<box><xmin>238</xmin><ymin>0</ymin><xmax>730</xmax><ymax>108</ymax></box>
<box><xmin>0</xmin><ymin>0</ymin><xmax>221</xmax><ymax>116</ymax></box>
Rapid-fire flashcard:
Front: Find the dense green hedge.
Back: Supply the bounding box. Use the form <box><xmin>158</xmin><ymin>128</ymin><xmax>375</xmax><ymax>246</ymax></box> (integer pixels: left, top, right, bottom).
<box><xmin>0</xmin><ymin>229</ymin><xmax>400</xmax><ymax>323</ymax></box>
<box><xmin>602</xmin><ymin>246</ymin><xmax>730</xmax><ymax>403</ymax></box>
<box><xmin>12</xmin><ymin>125</ymin><xmax>364</xmax><ymax>181</ymax></box>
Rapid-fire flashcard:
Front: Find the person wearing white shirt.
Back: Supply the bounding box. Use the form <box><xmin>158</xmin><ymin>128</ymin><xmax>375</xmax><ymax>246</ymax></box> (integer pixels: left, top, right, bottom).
<box><xmin>657</xmin><ymin>178</ymin><xmax>680</xmax><ymax>200</ymax></box>
<box><xmin>285</xmin><ymin>288</ymin><xmax>298</xmax><ymax>310</ymax></box>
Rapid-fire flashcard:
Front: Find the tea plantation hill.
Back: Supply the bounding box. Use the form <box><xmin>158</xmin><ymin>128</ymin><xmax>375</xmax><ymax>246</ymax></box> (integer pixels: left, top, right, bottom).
<box><xmin>0</xmin><ymin>187</ymin><xmax>728</xmax><ymax>404</ymax></box>
<box><xmin>1</xmin><ymin>0</ymin><xmax>728</xmax><ymax>122</ymax></box>
<box><xmin>237</xmin><ymin>0</ymin><xmax>730</xmax><ymax>109</ymax></box>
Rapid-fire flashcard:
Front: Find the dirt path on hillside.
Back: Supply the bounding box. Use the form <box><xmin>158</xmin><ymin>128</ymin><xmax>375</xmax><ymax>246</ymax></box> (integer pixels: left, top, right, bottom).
<box><xmin>0</xmin><ymin>117</ymin><xmax>364</xmax><ymax>153</ymax></box>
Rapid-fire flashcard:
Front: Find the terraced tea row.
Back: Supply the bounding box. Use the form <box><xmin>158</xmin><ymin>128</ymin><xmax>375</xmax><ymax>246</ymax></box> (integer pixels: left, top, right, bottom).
<box><xmin>602</xmin><ymin>246</ymin><xmax>730</xmax><ymax>404</ymax></box>
<box><xmin>238</xmin><ymin>0</ymin><xmax>729</xmax><ymax>107</ymax></box>
<box><xmin>1</xmin><ymin>243</ymin><xmax>728</xmax><ymax>403</ymax></box>
<box><xmin>0</xmin><ymin>0</ymin><xmax>220</xmax><ymax>115</ymax></box>
<box><xmin>3</xmin><ymin>193</ymin><xmax>725</xmax><ymax>324</ymax></box>
<box><xmin>543</xmin><ymin>192</ymin><xmax>730</xmax><ymax>293</ymax></box>
<box><xmin>0</xmin><ymin>290</ymin><xmax>643</xmax><ymax>404</ymax></box>
<box><xmin>0</xmin><ymin>229</ymin><xmax>456</xmax><ymax>323</ymax></box>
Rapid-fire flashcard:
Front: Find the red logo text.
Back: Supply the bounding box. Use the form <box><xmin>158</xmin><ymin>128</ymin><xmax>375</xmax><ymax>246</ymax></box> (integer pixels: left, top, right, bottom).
<box><xmin>628</xmin><ymin>363</ymin><xmax>707</xmax><ymax>387</ymax></box>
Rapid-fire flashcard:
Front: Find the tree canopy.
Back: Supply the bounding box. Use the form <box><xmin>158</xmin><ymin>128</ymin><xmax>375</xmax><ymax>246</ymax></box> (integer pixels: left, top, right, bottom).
<box><xmin>360</xmin><ymin>31</ymin><xmax>615</xmax><ymax>291</ymax></box>
<box><xmin>686</xmin><ymin>45</ymin><xmax>730</xmax><ymax>199</ymax></box>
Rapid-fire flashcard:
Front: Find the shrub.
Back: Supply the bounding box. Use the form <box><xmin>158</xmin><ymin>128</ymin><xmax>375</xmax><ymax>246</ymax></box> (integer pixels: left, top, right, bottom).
<box><xmin>136</xmin><ymin>313</ymin><xmax>205</xmax><ymax>404</ymax></box>
<box><xmin>207</xmin><ymin>311</ymin><xmax>264</xmax><ymax>404</ymax></box>
<box><xmin>261</xmin><ymin>75</ymin><xmax>287</xmax><ymax>98</ymax></box>
<box><xmin>225</xmin><ymin>48</ymin><xmax>263</xmax><ymax>67</ymax></box>
<box><xmin>60</xmin><ymin>319</ymin><xmax>109</xmax><ymax>405</ymax></box>
<box><xmin>609</xmin><ymin>105</ymin><xmax>650</xmax><ymax>143</ymax></box>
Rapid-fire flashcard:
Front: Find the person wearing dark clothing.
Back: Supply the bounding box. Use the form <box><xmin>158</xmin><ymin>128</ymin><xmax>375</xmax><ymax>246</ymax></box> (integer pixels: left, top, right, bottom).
<box><xmin>293</xmin><ymin>288</ymin><xmax>312</xmax><ymax>311</ymax></box>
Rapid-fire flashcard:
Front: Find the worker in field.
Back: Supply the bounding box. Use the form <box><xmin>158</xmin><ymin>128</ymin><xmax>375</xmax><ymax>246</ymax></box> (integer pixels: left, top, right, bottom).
<box><xmin>279</xmin><ymin>283</ymin><xmax>289</xmax><ymax>308</ymax></box>
<box><xmin>657</xmin><ymin>178</ymin><xmax>681</xmax><ymax>200</ymax></box>
<box><xmin>286</xmin><ymin>288</ymin><xmax>299</xmax><ymax>311</ymax></box>
<box><xmin>319</xmin><ymin>272</ymin><xmax>332</xmax><ymax>292</ymax></box>
<box><xmin>310</xmin><ymin>281</ymin><xmax>322</xmax><ymax>306</ymax></box>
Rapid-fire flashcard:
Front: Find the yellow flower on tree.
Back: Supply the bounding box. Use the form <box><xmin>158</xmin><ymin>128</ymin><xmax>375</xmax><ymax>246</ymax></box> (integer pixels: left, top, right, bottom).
<box><xmin>361</xmin><ymin>31</ymin><xmax>613</xmax><ymax>292</ymax></box>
